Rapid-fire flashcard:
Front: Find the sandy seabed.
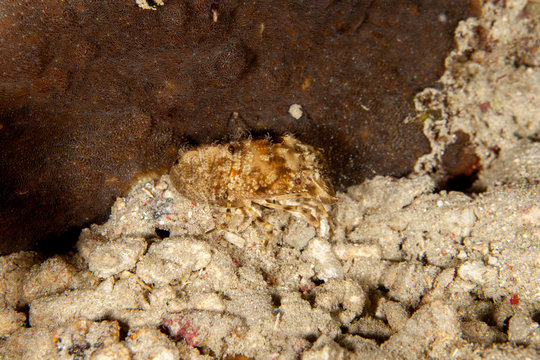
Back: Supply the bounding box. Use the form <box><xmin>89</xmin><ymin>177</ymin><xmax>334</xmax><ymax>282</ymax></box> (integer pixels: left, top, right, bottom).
<box><xmin>1</xmin><ymin>1</ymin><xmax>539</xmax><ymax>359</ymax></box>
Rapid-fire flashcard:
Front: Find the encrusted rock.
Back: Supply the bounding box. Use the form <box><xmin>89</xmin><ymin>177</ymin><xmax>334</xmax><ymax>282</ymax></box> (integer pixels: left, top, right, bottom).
<box><xmin>136</xmin><ymin>237</ymin><xmax>212</xmax><ymax>286</ymax></box>
<box><xmin>78</xmin><ymin>231</ymin><xmax>147</xmax><ymax>278</ymax></box>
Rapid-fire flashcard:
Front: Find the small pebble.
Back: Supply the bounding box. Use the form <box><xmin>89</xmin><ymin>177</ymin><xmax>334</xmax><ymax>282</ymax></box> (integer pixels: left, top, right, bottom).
<box><xmin>288</xmin><ymin>104</ymin><xmax>303</xmax><ymax>119</ymax></box>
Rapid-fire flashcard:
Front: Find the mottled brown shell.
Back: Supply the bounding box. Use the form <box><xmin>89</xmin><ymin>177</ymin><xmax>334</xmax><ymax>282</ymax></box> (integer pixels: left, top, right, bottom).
<box><xmin>169</xmin><ymin>135</ymin><xmax>336</xmax><ymax>208</ymax></box>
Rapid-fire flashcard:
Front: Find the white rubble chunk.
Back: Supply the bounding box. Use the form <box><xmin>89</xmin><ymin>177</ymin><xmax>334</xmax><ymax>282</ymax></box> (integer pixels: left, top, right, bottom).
<box><xmin>332</xmin><ymin>193</ymin><xmax>364</xmax><ymax>235</ymax></box>
<box><xmin>187</xmin><ymin>292</ymin><xmax>227</xmax><ymax>312</ymax></box>
<box><xmin>344</xmin><ymin>257</ymin><xmax>389</xmax><ymax>287</ymax></box>
<box><xmin>461</xmin><ymin>320</ymin><xmax>506</xmax><ymax>345</ymax></box>
<box><xmin>301</xmin><ymin>339</ymin><xmax>350</xmax><ymax>360</ymax></box>
<box><xmin>161</xmin><ymin>310</ymin><xmax>246</xmax><ymax>357</ymax></box>
<box><xmin>349</xmin><ymin>316</ymin><xmax>394</xmax><ymax>339</ymax></box>
<box><xmin>333</xmin><ymin>243</ymin><xmax>381</xmax><ymax>261</ymax></box>
<box><xmin>381</xmin><ymin>263</ymin><xmax>440</xmax><ymax>307</ymax></box>
<box><xmin>199</xmin><ymin>250</ymin><xmax>239</xmax><ymax>293</ymax></box>
<box><xmin>277</xmin><ymin>292</ymin><xmax>338</xmax><ymax>338</ymax></box>
<box><xmin>0</xmin><ymin>251</ymin><xmax>42</xmax><ymax>308</ymax></box>
<box><xmin>282</xmin><ymin>218</ymin><xmax>316</xmax><ymax>249</ymax></box>
<box><xmin>22</xmin><ymin>254</ymin><xmax>98</xmax><ymax>303</ymax></box>
<box><xmin>337</xmin><ymin>335</ymin><xmax>388</xmax><ymax>358</ymax></box>
<box><xmin>0</xmin><ymin>305</ymin><xmax>26</xmax><ymax>337</ymax></box>
<box><xmin>477</xmin><ymin>142</ymin><xmax>540</xmax><ymax>187</ymax></box>
<box><xmin>422</xmin><ymin>268</ymin><xmax>456</xmax><ymax>303</ymax></box>
<box><xmin>508</xmin><ymin>311</ymin><xmax>540</xmax><ymax>343</ymax></box>
<box><xmin>224</xmin><ymin>286</ymin><xmax>274</xmax><ymax>327</ymax></box>
<box><xmin>348</xmin><ymin>223</ymin><xmax>402</xmax><ymax>261</ymax></box>
<box><xmin>54</xmin><ymin>319</ymin><xmax>122</xmax><ymax>358</ymax></box>
<box><xmin>457</xmin><ymin>261</ymin><xmax>497</xmax><ymax>286</ymax></box>
<box><xmin>148</xmin><ymin>285</ymin><xmax>176</xmax><ymax>308</ymax></box>
<box><xmin>125</xmin><ymin>327</ymin><xmax>179</xmax><ymax>360</ymax></box>
<box><xmin>0</xmin><ymin>328</ymin><xmax>57</xmax><ymax>359</ymax></box>
<box><xmin>222</xmin><ymin>231</ymin><xmax>246</xmax><ymax>248</ymax></box>
<box><xmin>90</xmin><ymin>343</ymin><xmax>132</xmax><ymax>360</ymax></box>
<box><xmin>382</xmin><ymin>301</ymin><xmax>461</xmax><ymax>359</ymax></box>
<box><xmin>29</xmin><ymin>274</ymin><xmax>149</xmax><ymax>327</ymax></box>
<box><xmin>347</xmin><ymin>175</ymin><xmax>434</xmax><ymax>213</ymax></box>
<box><xmin>78</xmin><ymin>232</ymin><xmax>147</xmax><ymax>278</ymax></box>
<box><xmin>302</xmin><ymin>238</ymin><xmax>343</xmax><ymax>280</ymax></box>
<box><xmin>381</xmin><ymin>300</ymin><xmax>409</xmax><ymax>331</ymax></box>
<box><xmin>136</xmin><ymin>237</ymin><xmax>212</xmax><ymax>285</ymax></box>
<box><xmin>314</xmin><ymin>279</ymin><xmax>365</xmax><ymax>315</ymax></box>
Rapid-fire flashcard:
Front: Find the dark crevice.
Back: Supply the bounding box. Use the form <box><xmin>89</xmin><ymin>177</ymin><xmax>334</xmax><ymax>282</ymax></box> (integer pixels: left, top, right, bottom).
<box><xmin>270</xmin><ymin>293</ymin><xmax>282</xmax><ymax>308</ymax></box>
<box><xmin>301</xmin><ymin>291</ymin><xmax>317</xmax><ymax>308</ymax></box>
<box><xmin>435</xmin><ymin>131</ymin><xmax>482</xmax><ymax>193</ymax></box>
<box><xmin>117</xmin><ymin>320</ymin><xmax>131</xmax><ymax>341</ymax></box>
<box><xmin>532</xmin><ymin>311</ymin><xmax>540</xmax><ymax>325</ymax></box>
<box><xmin>154</xmin><ymin>228</ymin><xmax>170</xmax><ymax>239</ymax></box>
<box><xmin>443</xmin><ymin>174</ymin><xmax>481</xmax><ymax>193</ymax></box>
<box><xmin>304</xmin><ymin>334</ymin><xmax>318</xmax><ymax>344</ymax></box>
<box><xmin>35</xmin><ymin>226</ymin><xmax>85</xmax><ymax>255</ymax></box>
<box><xmin>16</xmin><ymin>304</ymin><xmax>31</xmax><ymax>328</ymax></box>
